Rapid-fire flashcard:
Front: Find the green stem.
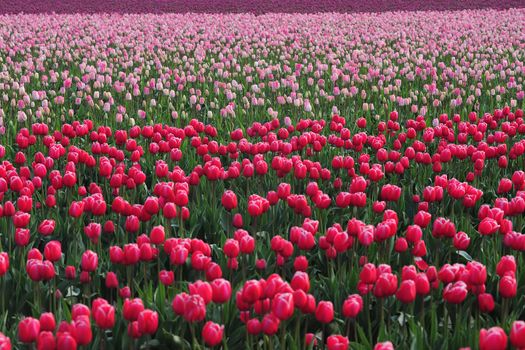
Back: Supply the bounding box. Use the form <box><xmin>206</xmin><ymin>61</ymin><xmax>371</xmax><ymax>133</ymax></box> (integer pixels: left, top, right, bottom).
<box><xmin>294</xmin><ymin>314</ymin><xmax>301</xmax><ymax>347</ymax></box>
<box><xmin>280</xmin><ymin>326</ymin><xmax>286</xmax><ymax>350</ymax></box>
<box><xmin>443</xmin><ymin>304</ymin><xmax>449</xmax><ymax>344</ymax></box>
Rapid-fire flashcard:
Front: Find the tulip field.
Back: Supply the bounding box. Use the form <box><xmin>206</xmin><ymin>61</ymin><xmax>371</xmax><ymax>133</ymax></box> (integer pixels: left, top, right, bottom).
<box><xmin>2</xmin><ymin>4</ymin><xmax>525</xmax><ymax>350</ymax></box>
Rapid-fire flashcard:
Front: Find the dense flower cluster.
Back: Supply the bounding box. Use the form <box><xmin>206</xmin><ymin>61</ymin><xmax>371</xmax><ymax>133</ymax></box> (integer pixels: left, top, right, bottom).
<box><xmin>0</xmin><ymin>0</ymin><xmax>523</xmax><ymax>14</ymax></box>
<box><xmin>0</xmin><ymin>7</ymin><xmax>524</xmax><ymax>350</ymax></box>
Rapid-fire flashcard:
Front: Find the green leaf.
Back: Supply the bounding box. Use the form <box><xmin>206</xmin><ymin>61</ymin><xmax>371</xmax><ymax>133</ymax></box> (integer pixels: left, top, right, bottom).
<box><xmin>456</xmin><ymin>250</ymin><xmax>472</xmax><ymax>262</ymax></box>
<box><xmin>356</xmin><ymin>324</ymin><xmax>372</xmax><ymax>348</ymax></box>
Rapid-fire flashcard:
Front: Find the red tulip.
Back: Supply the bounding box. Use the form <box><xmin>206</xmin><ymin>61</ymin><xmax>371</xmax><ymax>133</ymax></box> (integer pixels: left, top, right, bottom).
<box><xmin>477</xmin><ymin>293</ymin><xmax>494</xmax><ymax>313</ymax></box>
<box><xmin>394</xmin><ymin>237</ymin><xmax>408</xmax><ymax>252</ymax></box>
<box><xmin>183</xmin><ymin>294</ymin><xmax>206</xmax><ymax>322</ymax></box>
<box><xmin>478</xmin><ymin>218</ymin><xmax>500</xmax><ymax>236</ymax></box>
<box><xmin>150</xmin><ymin>225</ymin><xmax>165</xmax><ymax>245</ymax></box>
<box><xmin>342</xmin><ymin>294</ymin><xmax>363</xmax><ymax>318</ymax></box>
<box><xmin>261</xmin><ymin>313</ymin><xmax>280</xmax><ymax>335</ymax></box>
<box><xmin>13</xmin><ymin>211</ymin><xmax>31</xmax><ymax>228</ymax></box>
<box><xmin>38</xmin><ymin>220</ymin><xmax>56</xmax><ymax>236</ymax></box>
<box><xmin>246</xmin><ymin>318</ymin><xmax>261</xmax><ymax>335</ymax></box>
<box><xmin>396</xmin><ymin>280</ymin><xmax>416</xmax><ymax>304</ymax></box>
<box><xmin>510</xmin><ymin>320</ymin><xmax>525</xmax><ymax>348</ymax></box>
<box><xmin>159</xmin><ymin>270</ymin><xmax>174</xmax><ymax>286</ymax></box>
<box><xmin>241</xmin><ymin>280</ymin><xmax>262</xmax><ymax>304</ymax></box>
<box><xmin>109</xmin><ymin>246</ymin><xmax>124</xmax><ymax>264</ymax></box>
<box><xmin>499</xmin><ymin>275</ymin><xmax>517</xmax><ymax>298</ymax></box>
<box><xmin>28</xmin><ymin>249</ymin><xmax>43</xmax><ymax>261</ymax></box>
<box><xmin>374</xmin><ymin>342</ymin><xmax>395</xmax><ymax>350</ymax></box>
<box><xmin>239</xmin><ymin>235</ymin><xmax>255</xmax><ymax>254</ymax></box>
<box><xmin>315</xmin><ymin>301</ymin><xmax>334</xmax><ymax>323</ymax></box>
<box><xmin>496</xmin><ymin>255</ymin><xmax>516</xmax><ymax>277</ymax></box>
<box><xmin>37</xmin><ymin>331</ymin><xmax>55</xmax><ymax>350</ymax></box>
<box><xmin>272</xmin><ymin>293</ymin><xmax>295</xmax><ymax>320</ymax></box>
<box><xmin>497</xmin><ymin>178</ymin><xmax>513</xmax><ymax>194</ymax></box>
<box><xmin>174</xmin><ymin>190</ymin><xmax>188</xmax><ymax>207</ymax></box>
<box><xmin>120</xmin><ymin>286</ymin><xmax>131</xmax><ymax>299</ymax></box>
<box><xmin>39</xmin><ymin>313</ymin><xmax>56</xmax><ymax>332</ymax></box>
<box><xmin>232</xmin><ymin>213</ymin><xmax>243</xmax><ymax>228</ymax></box>
<box><xmin>44</xmin><ymin>241</ymin><xmax>61</xmax><ymax>262</ymax></box>
<box><xmin>94</xmin><ymin>303</ymin><xmax>115</xmax><ymax>329</ymax></box>
<box><xmin>18</xmin><ymin>317</ymin><xmax>40</xmax><ymax>343</ymax></box>
<box><xmin>202</xmin><ymin>321</ymin><xmax>224</xmax><ymax>347</ymax></box>
<box><xmin>68</xmin><ymin>201</ymin><xmax>84</xmax><ymax>218</ymax></box>
<box><xmin>191</xmin><ymin>252</ymin><xmax>211</xmax><ymax>271</ymax></box>
<box><xmin>123</xmin><ymin>298</ymin><xmax>145</xmax><ymax>321</ymax></box>
<box><xmin>221</xmin><ymin>190</ymin><xmax>238</xmax><ymax>211</ymax></box>
<box><xmin>205</xmin><ymin>262</ymin><xmax>223</xmax><ymax>281</ymax></box>
<box><xmin>163</xmin><ymin>202</ymin><xmax>178</xmax><ymax>219</ymax></box>
<box><xmin>406</xmin><ymin>225</ymin><xmax>423</xmax><ymax>243</ymax></box>
<box><xmin>80</xmin><ymin>250</ymin><xmax>98</xmax><ymax>272</ymax></box>
<box><xmin>479</xmin><ymin>327</ymin><xmax>507</xmax><ymax>350</ymax></box>
<box><xmin>189</xmin><ymin>280</ymin><xmax>213</xmax><ymax>304</ymax></box>
<box><xmin>105</xmin><ymin>272</ymin><xmax>118</xmax><ymax>289</ymax></box>
<box><xmin>71</xmin><ymin>303</ymin><xmax>90</xmax><ymax>320</ymax></box>
<box><xmin>0</xmin><ymin>332</ymin><xmax>11</xmax><ymax>350</ymax></box>
<box><xmin>127</xmin><ymin>321</ymin><xmax>141</xmax><ymax>339</ymax></box>
<box><xmin>56</xmin><ymin>332</ymin><xmax>77</xmax><ymax>350</ymax></box>
<box><xmin>79</xmin><ymin>271</ymin><xmax>91</xmax><ymax>284</ymax></box>
<box><xmin>223</xmin><ymin>239</ymin><xmax>240</xmax><ymax>258</ymax></box>
<box><xmin>125</xmin><ymin>215</ymin><xmax>140</xmax><ymax>233</ymax></box>
<box><xmin>443</xmin><ymin>281</ymin><xmax>468</xmax><ymax>304</ymax></box>
<box><xmin>291</xmin><ymin>271</ymin><xmax>310</xmax><ymax>292</ymax></box>
<box><xmin>326</xmin><ymin>335</ymin><xmax>349</xmax><ymax>350</ymax></box>
<box><xmin>414</xmin><ymin>274</ymin><xmax>430</xmax><ymax>295</ymax></box>
<box><xmin>144</xmin><ymin>196</ymin><xmax>159</xmax><ymax>215</ymax></box>
<box><xmin>467</xmin><ymin>261</ymin><xmax>486</xmax><ymax>285</ymax></box>
<box><xmin>453</xmin><ymin>231</ymin><xmax>470</xmax><ymax>250</ymax></box>
<box><xmin>26</xmin><ymin>259</ymin><xmax>53</xmax><ymax>281</ymax></box>
<box><xmin>123</xmin><ymin>244</ymin><xmax>140</xmax><ymax>265</ymax></box>
<box><xmin>432</xmin><ymin>217</ymin><xmax>456</xmax><ymax>238</ymax></box>
<box><xmin>83</xmin><ymin>223</ymin><xmax>101</xmax><ymax>243</ymax></box>
<box><xmin>211</xmin><ymin>278</ymin><xmax>232</xmax><ymax>304</ymax></box>
<box><xmin>137</xmin><ymin>310</ymin><xmax>158</xmax><ymax>335</ymax></box>
<box><xmin>72</xmin><ymin>315</ymin><xmax>92</xmax><ymax>345</ymax></box>
<box><xmin>373</xmin><ymin>273</ymin><xmax>398</xmax><ymax>298</ymax></box>
<box><xmin>359</xmin><ymin>263</ymin><xmax>377</xmax><ymax>284</ymax></box>
<box><xmin>305</xmin><ymin>333</ymin><xmax>317</xmax><ymax>347</ymax></box>
<box><xmin>0</xmin><ymin>253</ymin><xmax>9</xmax><ymax>276</ymax></box>
<box><xmin>381</xmin><ymin>184</ymin><xmax>401</xmax><ymax>202</ymax></box>
<box><xmin>401</xmin><ymin>266</ymin><xmax>417</xmax><ymax>281</ymax></box>
<box><xmin>15</xmin><ymin>228</ymin><xmax>30</xmax><ymax>247</ymax></box>
<box><xmin>277</xmin><ymin>183</ymin><xmax>291</xmax><ymax>199</ymax></box>
<box><xmin>357</xmin><ymin>117</ymin><xmax>367</xmax><ymax>128</ymax></box>
<box><xmin>414</xmin><ymin>211</ymin><xmax>431</xmax><ymax>228</ymax></box>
